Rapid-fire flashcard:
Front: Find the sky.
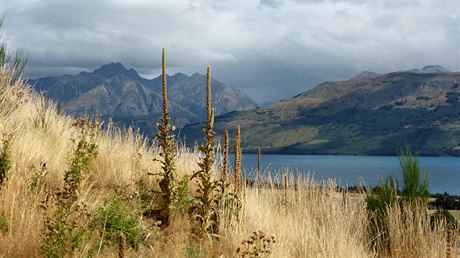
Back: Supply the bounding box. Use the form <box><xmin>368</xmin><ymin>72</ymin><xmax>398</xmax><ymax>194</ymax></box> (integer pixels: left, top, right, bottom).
<box><xmin>1</xmin><ymin>0</ymin><xmax>459</xmax><ymax>103</ymax></box>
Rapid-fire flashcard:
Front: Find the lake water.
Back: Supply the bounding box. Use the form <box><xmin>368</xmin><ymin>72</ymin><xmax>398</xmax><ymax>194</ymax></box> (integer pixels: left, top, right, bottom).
<box><xmin>229</xmin><ymin>154</ymin><xmax>460</xmax><ymax>195</ymax></box>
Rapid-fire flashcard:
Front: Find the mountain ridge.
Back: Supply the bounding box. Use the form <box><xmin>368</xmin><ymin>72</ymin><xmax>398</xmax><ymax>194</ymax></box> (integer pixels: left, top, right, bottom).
<box><xmin>29</xmin><ymin>63</ymin><xmax>258</xmax><ymax>137</ymax></box>
<box><xmin>181</xmin><ymin>66</ymin><xmax>460</xmax><ymax>156</ymax></box>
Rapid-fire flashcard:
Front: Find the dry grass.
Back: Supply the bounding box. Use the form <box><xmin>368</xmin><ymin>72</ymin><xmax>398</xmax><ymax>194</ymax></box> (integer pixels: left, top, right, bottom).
<box><xmin>0</xmin><ymin>69</ymin><xmax>458</xmax><ymax>257</ymax></box>
<box><xmin>383</xmin><ymin>202</ymin><xmax>451</xmax><ymax>257</ymax></box>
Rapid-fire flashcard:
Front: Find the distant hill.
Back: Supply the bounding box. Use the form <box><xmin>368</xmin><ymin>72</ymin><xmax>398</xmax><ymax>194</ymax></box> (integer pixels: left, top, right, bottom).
<box><xmin>349</xmin><ymin>71</ymin><xmax>383</xmax><ymax>81</ymax></box>
<box><xmin>29</xmin><ymin>62</ymin><xmax>258</xmax><ymax>137</ymax></box>
<box><xmin>181</xmin><ymin>65</ymin><xmax>460</xmax><ymax>156</ymax></box>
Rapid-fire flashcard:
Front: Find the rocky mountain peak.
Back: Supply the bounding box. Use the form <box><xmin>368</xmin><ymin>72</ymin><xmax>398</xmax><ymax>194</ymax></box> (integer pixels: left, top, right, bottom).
<box><xmin>94</xmin><ymin>62</ymin><xmax>127</xmax><ymax>76</ymax></box>
<box><xmin>93</xmin><ymin>62</ymin><xmax>142</xmax><ymax>81</ymax></box>
<box><xmin>30</xmin><ymin>63</ymin><xmax>258</xmax><ymax>138</ymax></box>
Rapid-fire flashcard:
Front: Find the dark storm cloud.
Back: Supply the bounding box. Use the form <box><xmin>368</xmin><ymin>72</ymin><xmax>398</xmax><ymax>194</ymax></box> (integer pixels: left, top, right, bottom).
<box><xmin>1</xmin><ymin>0</ymin><xmax>458</xmax><ymax>103</ymax></box>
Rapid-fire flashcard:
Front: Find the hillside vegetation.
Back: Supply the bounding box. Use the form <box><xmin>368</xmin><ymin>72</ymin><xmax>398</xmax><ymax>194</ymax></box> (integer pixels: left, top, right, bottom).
<box><xmin>183</xmin><ymin>67</ymin><xmax>460</xmax><ymax>156</ymax></box>
<box><xmin>0</xmin><ymin>53</ymin><xmax>458</xmax><ymax>257</ymax></box>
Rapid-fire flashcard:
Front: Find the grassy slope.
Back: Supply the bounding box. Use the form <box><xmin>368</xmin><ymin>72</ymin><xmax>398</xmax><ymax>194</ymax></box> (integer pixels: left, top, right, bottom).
<box><xmin>0</xmin><ymin>69</ymin><xmax>457</xmax><ymax>257</ymax></box>
<box><xmin>183</xmin><ymin>73</ymin><xmax>460</xmax><ymax>156</ymax></box>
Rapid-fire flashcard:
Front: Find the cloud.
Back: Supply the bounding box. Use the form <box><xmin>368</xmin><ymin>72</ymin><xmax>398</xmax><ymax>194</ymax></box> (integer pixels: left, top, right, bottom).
<box><xmin>260</xmin><ymin>0</ymin><xmax>285</xmax><ymax>8</ymax></box>
<box><xmin>1</xmin><ymin>0</ymin><xmax>459</xmax><ymax>103</ymax></box>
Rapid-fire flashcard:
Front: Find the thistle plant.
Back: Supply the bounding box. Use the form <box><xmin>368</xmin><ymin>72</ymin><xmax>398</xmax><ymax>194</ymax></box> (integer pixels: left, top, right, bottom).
<box><xmin>192</xmin><ymin>66</ymin><xmax>219</xmax><ymax>234</ymax></box>
<box><xmin>155</xmin><ymin>48</ymin><xmax>178</xmax><ymax>227</ymax></box>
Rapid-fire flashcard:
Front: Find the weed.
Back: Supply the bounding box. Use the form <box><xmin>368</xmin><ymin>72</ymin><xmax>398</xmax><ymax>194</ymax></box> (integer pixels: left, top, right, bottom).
<box><xmin>29</xmin><ymin>162</ymin><xmax>48</xmax><ymax>193</ymax></box>
<box><xmin>41</xmin><ymin>119</ymin><xmax>98</xmax><ymax>257</ymax></box>
<box><xmin>154</xmin><ymin>48</ymin><xmax>178</xmax><ymax>227</ymax></box>
<box><xmin>192</xmin><ymin>66</ymin><xmax>219</xmax><ymax>234</ymax></box>
<box><xmin>96</xmin><ymin>198</ymin><xmax>144</xmax><ymax>248</ymax></box>
<box><xmin>234</xmin><ymin>126</ymin><xmax>242</xmax><ymax>194</ymax></box>
<box><xmin>41</xmin><ymin>202</ymin><xmax>93</xmax><ymax>258</ymax></box>
<box><xmin>257</xmin><ymin>147</ymin><xmax>261</xmax><ymax>186</ymax></box>
<box><xmin>236</xmin><ymin>231</ymin><xmax>276</xmax><ymax>257</ymax></box>
<box><xmin>176</xmin><ymin>175</ymin><xmax>193</xmax><ymax>211</ymax></box>
<box><xmin>223</xmin><ymin>128</ymin><xmax>229</xmax><ymax>179</ymax></box>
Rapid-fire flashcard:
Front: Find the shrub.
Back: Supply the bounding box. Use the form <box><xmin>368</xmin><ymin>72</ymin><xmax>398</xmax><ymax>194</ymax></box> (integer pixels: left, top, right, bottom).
<box><xmin>41</xmin><ymin>119</ymin><xmax>98</xmax><ymax>257</ymax></box>
<box><xmin>365</xmin><ymin>176</ymin><xmax>398</xmax><ymax>213</ymax></box>
<box><xmin>96</xmin><ymin>198</ymin><xmax>144</xmax><ymax>248</ymax></box>
<box><xmin>399</xmin><ymin>146</ymin><xmax>429</xmax><ymax>204</ymax></box>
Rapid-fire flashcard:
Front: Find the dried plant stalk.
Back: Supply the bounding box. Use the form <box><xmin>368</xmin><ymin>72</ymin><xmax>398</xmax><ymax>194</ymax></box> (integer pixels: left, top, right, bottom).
<box><xmin>223</xmin><ymin>128</ymin><xmax>229</xmax><ymax>179</ymax></box>
<box><xmin>257</xmin><ymin>147</ymin><xmax>261</xmax><ymax>187</ymax></box>
<box><xmin>234</xmin><ymin>126</ymin><xmax>242</xmax><ymax>194</ymax></box>
<box><xmin>192</xmin><ymin>66</ymin><xmax>218</xmax><ymax>234</ymax></box>
<box><xmin>155</xmin><ymin>48</ymin><xmax>177</xmax><ymax>227</ymax></box>
<box><xmin>447</xmin><ymin>226</ymin><xmax>453</xmax><ymax>258</ymax></box>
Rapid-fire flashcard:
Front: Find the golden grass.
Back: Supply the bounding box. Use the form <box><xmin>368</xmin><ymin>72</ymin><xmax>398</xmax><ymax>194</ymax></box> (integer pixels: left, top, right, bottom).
<box><xmin>0</xmin><ymin>69</ymin><xmax>458</xmax><ymax>257</ymax></box>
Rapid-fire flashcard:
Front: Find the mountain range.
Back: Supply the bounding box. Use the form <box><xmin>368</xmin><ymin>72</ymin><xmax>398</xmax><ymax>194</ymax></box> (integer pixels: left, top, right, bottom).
<box><xmin>29</xmin><ymin>62</ymin><xmax>257</xmax><ymax>137</ymax></box>
<box><xmin>181</xmin><ymin>65</ymin><xmax>460</xmax><ymax>156</ymax></box>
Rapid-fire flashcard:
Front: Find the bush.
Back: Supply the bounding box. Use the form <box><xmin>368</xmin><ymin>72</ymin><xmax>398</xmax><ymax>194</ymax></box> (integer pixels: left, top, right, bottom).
<box><xmin>365</xmin><ymin>176</ymin><xmax>398</xmax><ymax>213</ymax></box>
<box><xmin>96</xmin><ymin>198</ymin><xmax>144</xmax><ymax>248</ymax></box>
<box><xmin>399</xmin><ymin>146</ymin><xmax>429</xmax><ymax>204</ymax></box>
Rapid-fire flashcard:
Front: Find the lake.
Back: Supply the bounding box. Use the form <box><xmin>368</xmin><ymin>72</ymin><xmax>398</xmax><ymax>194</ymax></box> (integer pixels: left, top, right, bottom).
<box><xmin>229</xmin><ymin>154</ymin><xmax>460</xmax><ymax>195</ymax></box>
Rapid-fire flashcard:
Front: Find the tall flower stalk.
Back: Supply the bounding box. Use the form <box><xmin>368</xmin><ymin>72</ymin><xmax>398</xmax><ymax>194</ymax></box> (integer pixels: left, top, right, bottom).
<box><xmin>192</xmin><ymin>66</ymin><xmax>218</xmax><ymax>234</ymax></box>
<box><xmin>223</xmin><ymin>128</ymin><xmax>229</xmax><ymax>179</ymax></box>
<box><xmin>234</xmin><ymin>126</ymin><xmax>242</xmax><ymax>194</ymax></box>
<box><xmin>155</xmin><ymin>48</ymin><xmax>177</xmax><ymax>227</ymax></box>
